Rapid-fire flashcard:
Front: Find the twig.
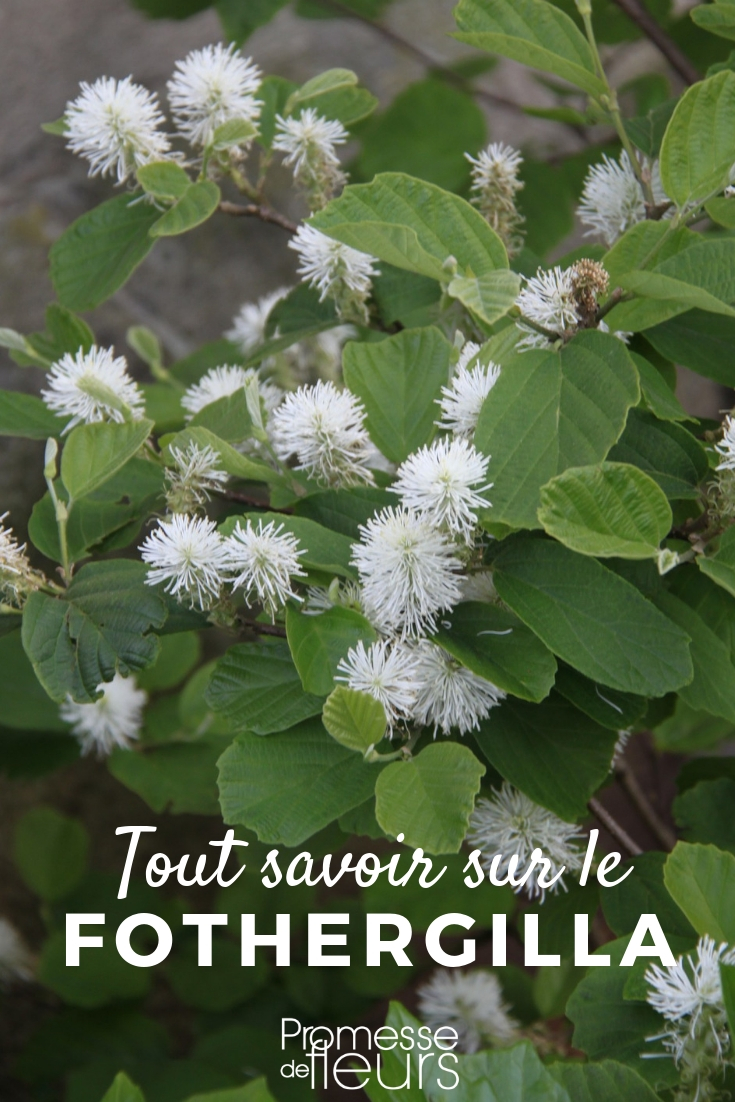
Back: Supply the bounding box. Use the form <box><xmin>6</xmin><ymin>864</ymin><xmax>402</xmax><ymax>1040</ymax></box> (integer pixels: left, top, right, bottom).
<box><xmin>219</xmin><ymin>201</ymin><xmax>298</xmax><ymax>234</ymax></box>
<box><xmin>311</xmin><ymin>0</ymin><xmax>529</xmax><ymax>116</ymax></box>
<box><xmin>607</xmin><ymin>0</ymin><xmax>700</xmax><ymax>85</ymax></box>
<box><xmin>588</xmin><ymin>797</ymin><xmax>643</xmax><ymax>856</ymax></box>
<box><xmin>219</xmin><ymin>488</ymin><xmax>293</xmax><ymax>514</ymax></box>
<box><xmin>239</xmin><ymin>617</ymin><xmax>287</xmax><ymax>639</ymax></box>
<box><xmin>615</xmin><ymin>762</ymin><xmax>677</xmax><ymax>851</ymax></box>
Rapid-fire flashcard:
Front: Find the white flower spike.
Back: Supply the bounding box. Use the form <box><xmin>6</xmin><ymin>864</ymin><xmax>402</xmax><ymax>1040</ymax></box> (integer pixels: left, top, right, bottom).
<box><xmin>289</xmin><ymin>224</ymin><xmax>378</xmax><ymax>323</ymax></box>
<box><xmin>225</xmin><ymin>288</ymin><xmax>291</xmax><ymax>357</ymax></box>
<box><xmin>167</xmin><ymin>44</ymin><xmax>262</xmax><ymax>149</ymax></box>
<box><xmin>0</xmin><ymin>514</ymin><xmax>45</xmax><ymax>607</ymax></box>
<box><xmin>224</xmin><ymin>518</ymin><xmax>306</xmax><ymax>618</ymax></box>
<box><xmin>0</xmin><ymin>917</ymin><xmax>34</xmax><ymax>985</ymax></box>
<box><xmin>269</xmin><ymin>379</ymin><xmax>375</xmax><ymax>487</ymax></box>
<box><xmin>352</xmin><ymin>506</ymin><xmax>463</xmax><ymax>638</ymax></box>
<box><xmin>467</xmin><ymin>783</ymin><xmax>585</xmax><ymax>900</ymax></box>
<box><xmin>515</xmin><ymin>266</ymin><xmax>578</xmax><ymax>350</ymax></box>
<box><xmin>336</xmin><ymin>640</ymin><xmax>418</xmax><ymax>731</ymax></box>
<box><xmin>438</xmin><ymin>342</ymin><xmax>501</xmax><ymax>439</ymax></box>
<box><xmin>273</xmin><ymin>108</ymin><xmax>348</xmax><ymax>206</ymax></box>
<box><xmin>578</xmin><ymin>152</ymin><xmax>668</xmax><ymax>247</ymax></box>
<box><xmin>165</xmin><ymin>442</ymin><xmax>228</xmax><ymax>513</ymax></box>
<box><xmin>391</xmin><ymin>437</ymin><xmax>492</xmax><ymax>540</ymax></box>
<box><xmin>466</xmin><ymin>142</ymin><xmax>525</xmax><ymax>255</ymax></box>
<box><xmin>181</xmin><ymin>365</ymin><xmax>282</xmax><ymax>424</ymax></box>
<box><xmin>412</xmin><ymin>640</ymin><xmax>504</xmax><ymax>736</ymax></box>
<box><xmin>140</xmin><ymin>513</ymin><xmax>228</xmax><ymax>610</ymax></box>
<box><xmin>65</xmin><ymin>76</ymin><xmax>171</xmax><ymax>185</ymax></box>
<box><xmin>418</xmin><ymin>968</ymin><xmax>518</xmax><ymax>1054</ymax></box>
<box><xmin>42</xmin><ymin>346</ymin><xmax>145</xmax><ymax>432</ymax></box>
<box><xmin>60</xmin><ymin>672</ymin><xmax>147</xmax><ymax>757</ymax></box>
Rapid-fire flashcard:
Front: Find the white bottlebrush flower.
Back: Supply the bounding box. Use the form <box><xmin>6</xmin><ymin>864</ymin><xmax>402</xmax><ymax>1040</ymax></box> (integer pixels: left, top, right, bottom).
<box><xmin>140</xmin><ymin>513</ymin><xmax>228</xmax><ymax>609</ymax></box>
<box><xmin>42</xmin><ymin>346</ymin><xmax>146</xmax><ymax>432</ymax></box>
<box><xmin>645</xmin><ymin>936</ymin><xmax>735</xmax><ymax>1083</ymax></box>
<box><xmin>225</xmin><ymin>288</ymin><xmax>290</xmax><ymax>357</ymax></box>
<box><xmin>269</xmin><ymin>379</ymin><xmax>375</xmax><ymax>487</ymax></box>
<box><xmin>352</xmin><ymin>506</ymin><xmax>463</xmax><ymax>638</ymax></box>
<box><xmin>515</xmin><ymin>265</ymin><xmax>578</xmax><ymax>350</ymax></box>
<box><xmin>223</xmin><ymin>518</ymin><xmax>306</xmax><ymax>618</ymax></box>
<box><xmin>167</xmin><ymin>43</ymin><xmax>262</xmax><ymax>149</ymax></box>
<box><xmin>165</xmin><ymin>442</ymin><xmax>228</xmax><ymax>513</ymax></box>
<box><xmin>181</xmin><ymin>364</ymin><xmax>283</xmax><ymax>425</ymax></box>
<box><xmin>0</xmin><ymin>514</ymin><xmax>45</xmax><ymax>607</ymax></box>
<box><xmin>391</xmin><ymin>437</ymin><xmax>492</xmax><ymax>541</ymax></box>
<box><xmin>466</xmin><ymin>142</ymin><xmax>525</xmax><ymax>255</ymax></box>
<box><xmin>289</xmin><ymin>224</ymin><xmax>378</xmax><ymax>323</ymax></box>
<box><xmin>467</xmin><ymin>783</ymin><xmax>585</xmax><ymax>900</ymax></box>
<box><xmin>0</xmin><ymin>917</ymin><xmax>34</xmax><ymax>985</ymax></box>
<box><xmin>273</xmin><ymin>108</ymin><xmax>348</xmax><ymax>205</ymax></box>
<box><xmin>438</xmin><ymin>351</ymin><xmax>501</xmax><ymax>439</ymax></box>
<box><xmin>60</xmin><ymin>672</ymin><xmax>147</xmax><ymax>757</ymax></box>
<box><xmin>716</xmin><ymin>415</ymin><xmax>735</xmax><ymax>471</ymax></box>
<box><xmin>418</xmin><ymin>968</ymin><xmax>518</xmax><ymax>1054</ymax></box>
<box><xmin>65</xmin><ymin>76</ymin><xmax>171</xmax><ymax>185</ymax></box>
<box><xmin>578</xmin><ymin>152</ymin><xmax>668</xmax><ymax>247</ymax></box>
<box><xmin>336</xmin><ymin>639</ymin><xmax>418</xmax><ymax>731</ymax></box>
<box><xmin>412</xmin><ymin>640</ymin><xmax>504</xmax><ymax>736</ymax></box>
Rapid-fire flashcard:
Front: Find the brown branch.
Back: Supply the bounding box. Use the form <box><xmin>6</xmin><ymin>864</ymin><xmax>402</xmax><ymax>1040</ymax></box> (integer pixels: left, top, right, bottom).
<box><xmin>219</xmin><ymin>488</ymin><xmax>293</xmax><ymax>513</ymax></box>
<box><xmin>607</xmin><ymin>0</ymin><xmax>700</xmax><ymax>85</ymax></box>
<box><xmin>238</xmin><ymin>616</ymin><xmax>287</xmax><ymax>638</ymax></box>
<box><xmin>615</xmin><ymin>761</ymin><xmax>677</xmax><ymax>851</ymax></box>
<box><xmin>588</xmin><ymin>797</ymin><xmax>643</xmax><ymax>857</ymax></box>
<box><xmin>219</xmin><ymin>201</ymin><xmax>298</xmax><ymax>234</ymax></box>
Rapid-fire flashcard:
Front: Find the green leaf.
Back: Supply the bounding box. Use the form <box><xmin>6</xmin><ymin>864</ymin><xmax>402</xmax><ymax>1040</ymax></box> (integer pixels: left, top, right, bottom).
<box><xmin>188</xmin><ymin>389</ymin><xmax>254</xmax><ymax>443</ymax></box>
<box><xmin>601</xmin><ymin>851</ymin><xmax>695</xmax><ymax>939</ymax></box>
<box><xmin>474</xmin><ymin>330</ymin><xmax>640</xmax><ymax>529</ymax></box>
<box><xmin>254</xmin><ymin>75</ymin><xmax>297</xmax><ymax>147</ymax></box>
<box><xmin>167</xmin><ymin>426</ymin><xmax>279</xmax><ymax>484</ymax></box>
<box><xmin>14</xmin><ymin>806</ymin><xmax>89</xmax><ymax>901</ymax></box>
<box><xmin>0</xmin><ymin>633</ymin><xmax>66</xmax><ymax>731</ymax></box>
<box><xmin>538</xmin><ymin>461</ymin><xmax>672</xmax><ymax>559</ymax></box>
<box><xmin>61</xmin><ymin>419</ymin><xmax>153</xmax><ymax>501</ymax></box>
<box><xmin>322</xmin><ymin>686</ymin><xmax>387</xmax><ymax>752</ymax></box>
<box><xmin>110</xmin><ymin>734</ymin><xmax>232</xmax><ymax>815</ymax></box>
<box><xmin>41</xmin><ymin>116</ymin><xmax>70</xmax><ymax>136</ymax></box>
<box><xmin>553</xmin><ymin>664</ymin><xmax>647</xmax><ymax>730</ymax></box>
<box><xmin>567</xmin><ymin>937</ymin><xmax>678</xmax><ymax>1087</ymax></box>
<box><xmin>453</xmin><ymin>0</ymin><xmax>606</xmax><ymax>97</ymax></box>
<box><xmin>22</xmin><ymin>560</ymin><xmax>166</xmax><ymax>703</ymax></box>
<box><xmin>286</xmin><ymin>68</ymin><xmax>378</xmax><ymax>126</ymax></box>
<box><xmin>149</xmin><ymin>181</ymin><xmax>221</xmax><ymax>237</ymax></box>
<box><xmin>136</xmin><ymin>632</ymin><xmax>200</xmax><ymax>692</ymax></box>
<box><xmin>664</xmin><ymin>842</ymin><xmax>735</xmax><ymax>942</ymax></box>
<box><xmin>608</xmin><ymin>409</ymin><xmax>708</xmax><ymax>499</ymax></box>
<box><xmin>549</xmin><ymin>1060</ymin><xmax>662</xmax><ymax>1102</ymax></box>
<box><xmin>0</xmin><ymin>390</ymin><xmax>69</xmax><ymax>439</ymax></box>
<box><xmin>371</xmin><ymin>264</ymin><xmax>441</xmax><ymax>327</ymax></box>
<box><xmin>294</xmin><ymin>485</ymin><xmax>393</xmax><ymax>539</ymax></box>
<box><xmin>128</xmin><ymin>325</ymin><xmax>163</xmax><ymax>370</ymax></box>
<box><xmin>434</xmin><ymin>600</ymin><xmax>557</xmax><ymax>702</ymax></box>
<box><xmin>39</xmin><ymin>930</ymin><xmax>150</xmax><ymax>1009</ymax></box>
<box><xmin>185</xmin><ymin>1079</ymin><xmax>279</xmax><ymax>1102</ymax></box>
<box><xmin>343</xmin><ymin>327</ymin><xmax>451</xmax><ymax>463</ymax></box>
<box><xmin>218</xmin><ymin>718</ymin><xmax>382</xmax><ymax>844</ymax></box>
<box><xmin>216</xmin><ymin>0</ymin><xmax>289</xmax><ymax>44</ymax></box>
<box><xmin>492</xmin><ymin>537</ymin><xmax>693</xmax><ymax>696</ymax></box>
<box><xmin>473</xmin><ymin>693</ymin><xmax>617</xmax><ymax>820</ymax></box>
<box><xmin>23</xmin><ymin>303</ymin><xmax>95</xmax><ymax>366</ymax></box>
<box><xmin>206</xmin><ymin>642</ymin><xmax>324</xmax><ymax>735</ymax></box>
<box><xmin>655</xmin><ymin>699</ymin><xmax>734</xmax><ymax>753</ymax></box>
<box><xmin>659</xmin><ymin>71</ymin><xmax>735</xmax><ymax>207</ymax></box>
<box><xmin>99</xmin><ymin>1072</ymin><xmax>146</xmax><ymax>1102</ymax></box>
<box><xmin>705</xmin><ymin>195</ymin><xmax>735</xmax><ymax>227</ymax></box>
<box><xmin>449</xmin><ymin>1043</ymin><xmax>572</xmax><ymax>1102</ymax></box>
<box><xmin>131</xmin><ymin>0</ymin><xmax>213</xmax><ymax>16</ymax></box>
<box><xmin>50</xmin><ymin>195</ymin><xmax>160</xmax><ymax>311</ymax></box>
<box><xmin>285</xmin><ymin>606</ymin><xmax>377</xmax><ymax>696</ymax></box>
<box><xmin>353</xmin><ymin>78</ymin><xmax>486</xmax><ymax>193</ymax></box>
<box><xmin>646</xmin><ymin>309</ymin><xmax>735</xmax><ymax>387</ymax></box>
<box><xmin>170</xmin><ymin>338</ymin><xmax>244</xmax><ymax>386</ymax></box>
<box><xmin>698</xmin><ymin>526</ymin><xmax>735</xmax><ymax>599</ymax></box>
<box><xmin>220</xmin><ymin>512</ymin><xmax>357</xmax><ymax>578</ymax></box>
<box><xmin>625</xmin><ymin>98</ymin><xmax>678</xmax><ymax>158</ymax></box>
<box><xmin>691</xmin><ymin>1</ymin><xmax>735</xmax><ymax>40</ymax></box>
<box><xmin>448</xmin><ymin>269</ymin><xmax>521</xmax><ymax>326</ymax></box>
<box><xmin>633</xmin><ymin>351</ymin><xmax>690</xmax><ymax>422</ymax></box>
<box><xmin>309</xmin><ymin>172</ymin><xmax>508</xmax><ymax>282</ymax></box>
<box><xmin>210</xmin><ymin>118</ymin><xmax>258</xmax><ymax>150</ymax></box>
<box><xmin>653</xmin><ymin>590</ymin><xmax>735</xmax><ymax>724</ymax></box>
<box><xmin>674</xmin><ymin>779</ymin><xmax>735</xmax><ymax>854</ymax></box>
<box><xmin>136</xmin><ymin>161</ymin><xmax>191</xmax><ymax>200</ymax></box>
<box><xmin>374</xmin><ymin>742</ymin><xmax>485</xmax><ymax>853</ymax></box>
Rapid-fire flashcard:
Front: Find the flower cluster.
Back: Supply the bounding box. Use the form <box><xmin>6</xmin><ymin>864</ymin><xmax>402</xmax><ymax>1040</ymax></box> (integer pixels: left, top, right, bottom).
<box><xmin>273</xmin><ymin>108</ymin><xmax>348</xmax><ymax>209</ymax></box>
<box><xmin>60</xmin><ymin>673</ymin><xmax>148</xmax><ymax>757</ymax></box>
<box><xmin>467</xmin><ymin>783</ymin><xmax>586</xmax><ymax>900</ymax></box>
<box><xmin>438</xmin><ymin>342</ymin><xmax>501</xmax><ymax>438</ymax></box>
<box><xmin>64</xmin><ymin>43</ymin><xmax>263</xmax><ymax>184</ymax></box>
<box><xmin>290</xmin><ymin>225</ymin><xmax>379</xmax><ymax>325</ymax></box>
<box><xmin>645</xmin><ymin>936</ymin><xmax>735</xmax><ymax>1100</ymax></box>
<box><xmin>164</xmin><ymin>442</ymin><xmax>229</xmax><ymax>514</ymax></box>
<box><xmin>515</xmin><ymin>259</ymin><xmax>620</xmax><ymax>349</ymax></box>
<box><xmin>578</xmin><ymin>152</ymin><xmax>669</xmax><ymax>247</ymax></box>
<box><xmin>466</xmin><ymin>142</ymin><xmax>525</xmax><ymax>256</ymax></box>
<box><xmin>0</xmin><ymin>514</ymin><xmax>46</xmax><ymax>608</ymax></box>
<box><xmin>42</xmin><ymin>346</ymin><xmax>146</xmax><ymax>432</ymax></box>
<box><xmin>418</xmin><ymin>968</ymin><xmax>518</xmax><ymax>1054</ymax></box>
